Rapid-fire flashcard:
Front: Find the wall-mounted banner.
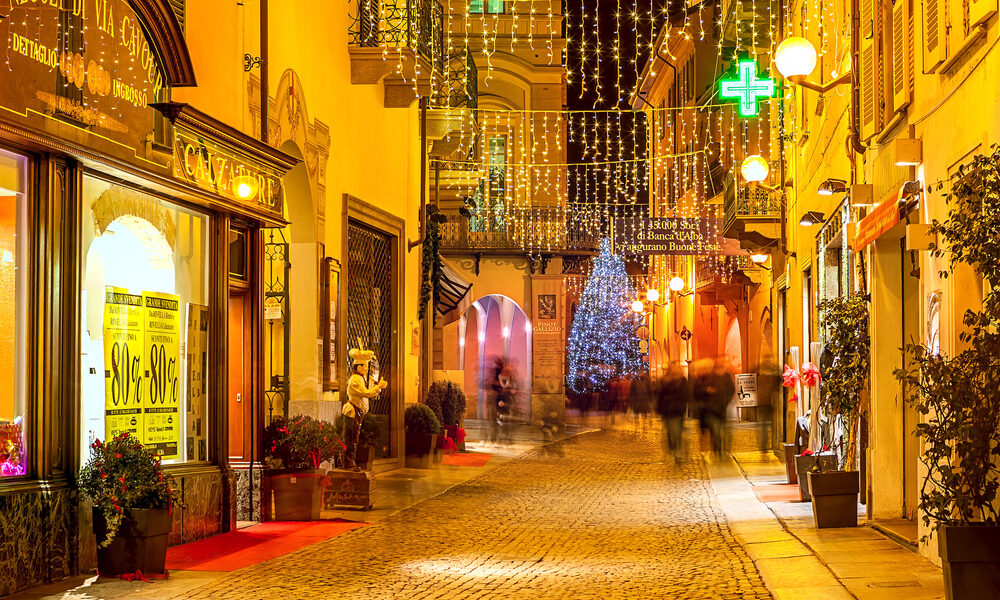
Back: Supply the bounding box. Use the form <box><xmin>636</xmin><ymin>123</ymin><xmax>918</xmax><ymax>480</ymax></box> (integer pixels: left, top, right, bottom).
<box><xmin>103</xmin><ymin>287</ymin><xmax>144</xmax><ymax>441</ymax></box>
<box><xmin>613</xmin><ymin>217</ymin><xmax>723</xmax><ymax>255</ymax></box>
<box><xmin>142</xmin><ymin>291</ymin><xmax>181</xmax><ymax>460</ymax></box>
<box><xmin>0</xmin><ymin>0</ymin><xmax>165</xmax><ymax>153</ymax></box>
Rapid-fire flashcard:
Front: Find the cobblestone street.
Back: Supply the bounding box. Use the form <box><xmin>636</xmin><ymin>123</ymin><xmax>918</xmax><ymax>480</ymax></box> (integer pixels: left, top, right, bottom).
<box><xmin>182</xmin><ymin>429</ymin><xmax>771</xmax><ymax>600</ymax></box>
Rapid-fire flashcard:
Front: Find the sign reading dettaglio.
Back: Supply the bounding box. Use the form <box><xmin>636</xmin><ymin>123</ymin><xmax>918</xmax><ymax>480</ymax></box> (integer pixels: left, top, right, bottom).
<box><xmin>1</xmin><ymin>0</ymin><xmax>166</xmax><ymax>154</ymax></box>
<box><xmin>171</xmin><ymin>126</ymin><xmax>286</xmax><ymax>218</ymax></box>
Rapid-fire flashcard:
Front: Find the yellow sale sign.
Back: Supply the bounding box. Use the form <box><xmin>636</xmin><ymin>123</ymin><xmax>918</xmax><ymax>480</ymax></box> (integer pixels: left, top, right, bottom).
<box><xmin>103</xmin><ymin>287</ymin><xmax>144</xmax><ymax>440</ymax></box>
<box><xmin>142</xmin><ymin>291</ymin><xmax>181</xmax><ymax>459</ymax></box>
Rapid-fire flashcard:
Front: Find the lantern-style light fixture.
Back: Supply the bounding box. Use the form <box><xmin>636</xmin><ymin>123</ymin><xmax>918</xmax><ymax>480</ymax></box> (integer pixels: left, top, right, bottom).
<box><xmin>631</xmin><ymin>300</ymin><xmax>645</xmax><ymax>313</ymax></box>
<box><xmin>774</xmin><ymin>37</ymin><xmax>818</xmax><ymax>79</ymax></box>
<box><xmin>741</xmin><ymin>155</ymin><xmax>770</xmax><ymax>183</ymax></box>
<box><xmin>645</xmin><ymin>288</ymin><xmax>660</xmax><ymax>302</ymax></box>
<box><xmin>669</xmin><ymin>276</ymin><xmax>685</xmax><ymax>292</ymax></box>
<box><xmin>750</xmin><ymin>252</ymin><xmax>769</xmax><ymax>264</ymax></box>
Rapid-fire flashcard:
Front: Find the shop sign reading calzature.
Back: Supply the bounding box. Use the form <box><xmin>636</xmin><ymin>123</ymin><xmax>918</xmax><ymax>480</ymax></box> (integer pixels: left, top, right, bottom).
<box><xmin>1</xmin><ymin>0</ymin><xmax>166</xmax><ymax>153</ymax></box>
<box><xmin>172</xmin><ymin>126</ymin><xmax>286</xmax><ymax>218</ymax></box>
<box><xmin>103</xmin><ymin>286</ymin><xmax>181</xmax><ymax>459</ymax></box>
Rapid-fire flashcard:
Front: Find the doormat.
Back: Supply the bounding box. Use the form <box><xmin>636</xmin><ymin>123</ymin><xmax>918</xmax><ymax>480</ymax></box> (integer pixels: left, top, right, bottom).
<box><xmin>441</xmin><ymin>452</ymin><xmax>492</xmax><ymax>467</ymax></box>
<box><xmin>752</xmin><ymin>483</ymin><xmax>802</xmax><ymax>503</ymax></box>
<box><xmin>166</xmin><ymin>520</ymin><xmax>368</xmax><ymax>572</ymax></box>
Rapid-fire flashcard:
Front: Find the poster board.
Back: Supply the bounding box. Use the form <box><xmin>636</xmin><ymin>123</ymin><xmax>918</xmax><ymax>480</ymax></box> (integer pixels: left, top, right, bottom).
<box><xmin>323</xmin><ymin>258</ymin><xmax>341</xmax><ymax>391</ymax></box>
<box><xmin>186</xmin><ymin>304</ymin><xmax>209</xmax><ymax>462</ymax></box>
<box><xmin>735</xmin><ymin>373</ymin><xmax>758</xmax><ymax>407</ymax></box>
<box><xmin>103</xmin><ymin>287</ymin><xmax>144</xmax><ymax>441</ymax></box>
<box><xmin>142</xmin><ymin>292</ymin><xmax>181</xmax><ymax>459</ymax></box>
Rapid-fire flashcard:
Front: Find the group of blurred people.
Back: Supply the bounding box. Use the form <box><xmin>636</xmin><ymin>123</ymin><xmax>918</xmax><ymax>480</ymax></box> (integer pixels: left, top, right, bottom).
<box><xmin>615</xmin><ymin>358</ymin><xmax>737</xmax><ymax>462</ymax></box>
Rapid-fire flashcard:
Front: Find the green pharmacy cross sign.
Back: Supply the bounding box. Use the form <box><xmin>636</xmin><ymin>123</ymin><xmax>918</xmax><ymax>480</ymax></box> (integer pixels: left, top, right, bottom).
<box><xmin>719</xmin><ymin>60</ymin><xmax>776</xmax><ymax>117</ymax></box>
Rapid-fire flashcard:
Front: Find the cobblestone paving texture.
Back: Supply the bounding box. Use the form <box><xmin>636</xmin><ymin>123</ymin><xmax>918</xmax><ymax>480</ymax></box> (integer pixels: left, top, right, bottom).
<box><xmin>182</xmin><ymin>428</ymin><xmax>772</xmax><ymax>600</ymax></box>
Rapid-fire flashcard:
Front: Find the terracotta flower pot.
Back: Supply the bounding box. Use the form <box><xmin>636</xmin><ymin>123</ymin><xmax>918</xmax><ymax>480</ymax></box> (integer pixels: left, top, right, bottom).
<box><xmin>807</xmin><ymin>470</ymin><xmax>859</xmax><ymax>528</ymax></box>
<box><xmin>938</xmin><ymin>525</ymin><xmax>1000</xmax><ymax>600</ymax></box>
<box><xmin>269</xmin><ymin>469</ymin><xmax>327</xmax><ymax>521</ymax></box>
<box><xmin>93</xmin><ymin>506</ymin><xmax>172</xmax><ymax>576</ymax></box>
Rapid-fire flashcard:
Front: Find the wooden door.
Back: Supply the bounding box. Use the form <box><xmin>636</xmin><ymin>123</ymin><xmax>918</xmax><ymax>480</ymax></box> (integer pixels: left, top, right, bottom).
<box><xmin>228</xmin><ymin>295</ymin><xmax>249</xmax><ymax>458</ymax></box>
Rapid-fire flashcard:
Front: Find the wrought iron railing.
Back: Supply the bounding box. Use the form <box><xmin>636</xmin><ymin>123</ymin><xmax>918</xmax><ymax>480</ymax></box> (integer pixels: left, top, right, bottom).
<box><xmin>723</xmin><ymin>182</ymin><xmax>781</xmax><ymax>233</ymax></box>
<box><xmin>439</xmin><ymin>210</ymin><xmax>600</xmax><ymax>252</ymax></box>
<box><xmin>349</xmin><ymin>0</ymin><xmax>445</xmax><ymax>71</ymax></box>
<box><xmin>434</xmin><ymin>47</ymin><xmax>478</xmax><ymax>109</ymax></box>
<box><xmin>695</xmin><ymin>254</ymin><xmax>755</xmax><ymax>286</ymax></box>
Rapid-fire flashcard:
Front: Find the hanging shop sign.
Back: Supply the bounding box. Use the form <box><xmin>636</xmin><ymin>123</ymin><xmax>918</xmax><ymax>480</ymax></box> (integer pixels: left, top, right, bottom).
<box><xmin>853</xmin><ymin>182</ymin><xmax>921</xmax><ymax>250</ymax></box>
<box><xmin>0</xmin><ymin>0</ymin><xmax>166</xmax><ymax>157</ymax></box>
<box><xmin>613</xmin><ymin>217</ymin><xmax>723</xmax><ymax>256</ymax></box>
<box><xmin>719</xmin><ymin>59</ymin><xmax>776</xmax><ymax>118</ymax></box>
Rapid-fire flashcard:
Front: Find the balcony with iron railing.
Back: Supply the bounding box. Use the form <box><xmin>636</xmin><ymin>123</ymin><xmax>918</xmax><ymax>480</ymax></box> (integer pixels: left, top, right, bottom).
<box><xmin>348</xmin><ymin>0</ymin><xmax>446</xmax><ymax>107</ymax></box>
<box><xmin>722</xmin><ymin>176</ymin><xmax>782</xmax><ymax>245</ymax></box>
<box><xmin>438</xmin><ymin>209</ymin><xmax>600</xmax><ymax>254</ymax></box>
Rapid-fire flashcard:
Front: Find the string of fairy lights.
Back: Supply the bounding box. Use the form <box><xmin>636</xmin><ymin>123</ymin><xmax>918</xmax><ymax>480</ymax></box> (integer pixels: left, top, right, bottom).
<box><xmin>352</xmin><ymin>0</ymin><xmax>807</xmax><ymax>293</ymax></box>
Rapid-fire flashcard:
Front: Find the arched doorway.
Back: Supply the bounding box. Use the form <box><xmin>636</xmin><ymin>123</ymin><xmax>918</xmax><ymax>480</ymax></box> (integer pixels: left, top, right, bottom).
<box><xmin>459</xmin><ymin>295</ymin><xmax>532</xmax><ymax>423</ymax></box>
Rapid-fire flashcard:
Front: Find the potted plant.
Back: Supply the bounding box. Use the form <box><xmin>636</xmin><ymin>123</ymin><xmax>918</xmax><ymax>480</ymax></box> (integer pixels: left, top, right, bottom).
<box><xmin>404</xmin><ymin>404</ymin><xmax>441</xmax><ymax>469</ymax></box>
<box><xmin>807</xmin><ymin>294</ymin><xmax>869</xmax><ymax>526</ymax></box>
<box><xmin>263</xmin><ymin>415</ymin><xmax>343</xmax><ymax>520</ymax></box>
<box><xmin>78</xmin><ymin>432</ymin><xmax>181</xmax><ymax>576</ymax></box>
<box><xmin>896</xmin><ymin>147</ymin><xmax>1000</xmax><ymax>600</ymax></box>
<box><xmin>424</xmin><ymin>381</ymin><xmax>468</xmax><ymax>451</ymax></box>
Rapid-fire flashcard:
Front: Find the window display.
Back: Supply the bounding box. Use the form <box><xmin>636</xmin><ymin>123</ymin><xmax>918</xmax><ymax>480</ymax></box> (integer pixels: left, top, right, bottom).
<box><xmin>81</xmin><ymin>176</ymin><xmax>211</xmax><ymax>464</ymax></box>
<box><xmin>0</xmin><ymin>149</ymin><xmax>26</xmax><ymax>478</ymax></box>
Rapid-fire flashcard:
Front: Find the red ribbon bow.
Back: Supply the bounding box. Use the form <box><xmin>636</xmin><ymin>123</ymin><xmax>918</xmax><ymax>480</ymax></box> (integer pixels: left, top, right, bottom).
<box><xmin>801</xmin><ymin>362</ymin><xmax>821</xmax><ymax>387</ymax></box>
<box><xmin>781</xmin><ymin>365</ymin><xmax>800</xmax><ymax>388</ymax></box>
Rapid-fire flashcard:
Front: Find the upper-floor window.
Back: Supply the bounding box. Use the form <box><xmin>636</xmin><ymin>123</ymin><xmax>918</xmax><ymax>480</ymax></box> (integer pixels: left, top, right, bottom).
<box><xmin>470</xmin><ymin>0</ymin><xmax>505</xmax><ymax>13</ymax></box>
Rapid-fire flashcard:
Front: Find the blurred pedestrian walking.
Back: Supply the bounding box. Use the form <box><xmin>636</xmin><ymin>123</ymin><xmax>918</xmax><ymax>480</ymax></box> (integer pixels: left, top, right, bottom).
<box><xmin>657</xmin><ymin>363</ymin><xmax>690</xmax><ymax>463</ymax></box>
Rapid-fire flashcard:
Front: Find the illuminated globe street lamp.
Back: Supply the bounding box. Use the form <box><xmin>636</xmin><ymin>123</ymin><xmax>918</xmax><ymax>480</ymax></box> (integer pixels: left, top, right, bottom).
<box><xmin>669</xmin><ymin>276</ymin><xmax>685</xmax><ymax>292</ymax></box>
<box><xmin>773</xmin><ymin>36</ymin><xmax>851</xmax><ymax>93</ymax></box>
<box><xmin>741</xmin><ymin>155</ymin><xmax>770</xmax><ymax>184</ymax></box>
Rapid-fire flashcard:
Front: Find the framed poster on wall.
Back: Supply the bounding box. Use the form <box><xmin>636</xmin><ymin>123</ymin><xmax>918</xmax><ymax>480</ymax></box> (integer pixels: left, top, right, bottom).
<box><xmin>323</xmin><ymin>258</ymin><xmax>341</xmax><ymax>391</ymax></box>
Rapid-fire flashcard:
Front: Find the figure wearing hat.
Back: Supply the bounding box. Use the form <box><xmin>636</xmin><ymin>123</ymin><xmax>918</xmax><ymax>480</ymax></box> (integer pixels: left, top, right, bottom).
<box><xmin>344</xmin><ymin>346</ymin><xmax>387</xmax><ymax>470</ymax></box>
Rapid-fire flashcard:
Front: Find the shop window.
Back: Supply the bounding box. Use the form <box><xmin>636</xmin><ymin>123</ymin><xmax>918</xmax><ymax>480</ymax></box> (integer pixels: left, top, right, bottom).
<box><xmin>80</xmin><ymin>177</ymin><xmax>211</xmax><ymax>465</ymax></box>
<box><xmin>0</xmin><ymin>149</ymin><xmax>27</xmax><ymax>478</ymax></box>
<box><xmin>229</xmin><ymin>227</ymin><xmax>249</xmax><ymax>282</ymax></box>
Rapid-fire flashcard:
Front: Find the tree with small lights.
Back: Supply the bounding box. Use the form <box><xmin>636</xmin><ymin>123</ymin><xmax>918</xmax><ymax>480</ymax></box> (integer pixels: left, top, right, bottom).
<box><xmin>567</xmin><ymin>239</ymin><xmax>645</xmax><ymax>393</ymax></box>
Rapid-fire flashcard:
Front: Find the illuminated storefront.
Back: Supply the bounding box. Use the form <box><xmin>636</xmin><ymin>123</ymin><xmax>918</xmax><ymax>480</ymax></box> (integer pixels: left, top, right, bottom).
<box><xmin>0</xmin><ymin>1</ymin><xmax>294</xmax><ymax>593</ymax></box>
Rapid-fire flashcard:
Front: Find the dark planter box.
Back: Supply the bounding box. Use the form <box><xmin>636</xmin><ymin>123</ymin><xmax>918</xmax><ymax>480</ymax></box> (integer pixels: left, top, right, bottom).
<box><xmin>939</xmin><ymin>525</ymin><xmax>1000</xmax><ymax>600</ymax></box>
<box><xmin>795</xmin><ymin>453</ymin><xmax>837</xmax><ymax>501</ymax></box>
<box><xmin>324</xmin><ymin>469</ymin><xmax>376</xmax><ymax>510</ymax></box>
<box><xmin>807</xmin><ymin>470</ymin><xmax>859</xmax><ymax>528</ymax></box>
<box><xmin>405</xmin><ymin>433</ymin><xmax>437</xmax><ymax>469</ymax></box>
<box><xmin>93</xmin><ymin>506</ymin><xmax>171</xmax><ymax>576</ymax></box>
<box><xmin>783</xmin><ymin>444</ymin><xmax>798</xmax><ymax>484</ymax></box>
<box><xmin>270</xmin><ymin>469</ymin><xmax>326</xmax><ymax>521</ymax></box>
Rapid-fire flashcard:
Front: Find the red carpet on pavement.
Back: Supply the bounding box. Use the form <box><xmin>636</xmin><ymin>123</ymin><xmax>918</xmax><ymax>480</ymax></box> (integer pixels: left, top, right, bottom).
<box><xmin>441</xmin><ymin>452</ymin><xmax>492</xmax><ymax>467</ymax></box>
<box><xmin>166</xmin><ymin>520</ymin><xmax>367</xmax><ymax>572</ymax></box>
<box><xmin>752</xmin><ymin>483</ymin><xmax>802</xmax><ymax>503</ymax></box>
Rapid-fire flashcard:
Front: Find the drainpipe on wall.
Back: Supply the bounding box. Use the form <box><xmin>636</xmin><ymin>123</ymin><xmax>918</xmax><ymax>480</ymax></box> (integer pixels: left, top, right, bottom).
<box><xmin>260</xmin><ymin>0</ymin><xmax>268</xmax><ymax>145</ymax></box>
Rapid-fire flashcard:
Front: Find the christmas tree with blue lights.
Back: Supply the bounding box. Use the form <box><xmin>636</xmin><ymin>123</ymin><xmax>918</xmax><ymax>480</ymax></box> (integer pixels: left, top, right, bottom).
<box><xmin>566</xmin><ymin>239</ymin><xmax>645</xmax><ymax>393</ymax></box>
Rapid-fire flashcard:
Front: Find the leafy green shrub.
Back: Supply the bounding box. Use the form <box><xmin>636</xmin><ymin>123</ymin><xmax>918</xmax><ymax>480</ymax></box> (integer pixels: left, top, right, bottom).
<box><xmin>426</xmin><ymin>381</ymin><xmax>468</xmax><ymax>426</ymax></box>
<box><xmin>817</xmin><ymin>295</ymin><xmax>870</xmax><ymax>470</ymax></box>
<box><xmin>263</xmin><ymin>415</ymin><xmax>344</xmax><ymax>471</ymax></box>
<box><xmin>405</xmin><ymin>403</ymin><xmax>442</xmax><ymax>435</ymax></box>
<box><xmin>78</xmin><ymin>432</ymin><xmax>182</xmax><ymax>548</ymax></box>
<box><xmin>896</xmin><ymin>145</ymin><xmax>1000</xmax><ymax>536</ymax></box>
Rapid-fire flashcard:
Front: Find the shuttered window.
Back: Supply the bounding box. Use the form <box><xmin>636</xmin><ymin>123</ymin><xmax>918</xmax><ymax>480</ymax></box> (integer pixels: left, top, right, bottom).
<box><xmin>890</xmin><ymin>0</ymin><xmax>912</xmax><ymax>113</ymax></box>
<box><xmin>169</xmin><ymin>0</ymin><xmax>185</xmax><ymax>31</ymax></box>
<box><xmin>923</xmin><ymin>0</ymin><xmax>945</xmax><ymax>70</ymax></box>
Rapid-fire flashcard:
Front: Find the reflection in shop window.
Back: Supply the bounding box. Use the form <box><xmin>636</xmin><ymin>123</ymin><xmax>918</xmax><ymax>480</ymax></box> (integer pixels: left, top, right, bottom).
<box><xmin>0</xmin><ymin>150</ymin><xmax>26</xmax><ymax>478</ymax></box>
<box><xmin>81</xmin><ymin>177</ymin><xmax>211</xmax><ymax>465</ymax></box>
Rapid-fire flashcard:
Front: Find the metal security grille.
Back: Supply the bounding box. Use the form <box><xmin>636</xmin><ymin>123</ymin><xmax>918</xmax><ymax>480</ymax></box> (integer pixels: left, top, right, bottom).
<box><xmin>347</xmin><ymin>220</ymin><xmax>393</xmax><ymax>454</ymax></box>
